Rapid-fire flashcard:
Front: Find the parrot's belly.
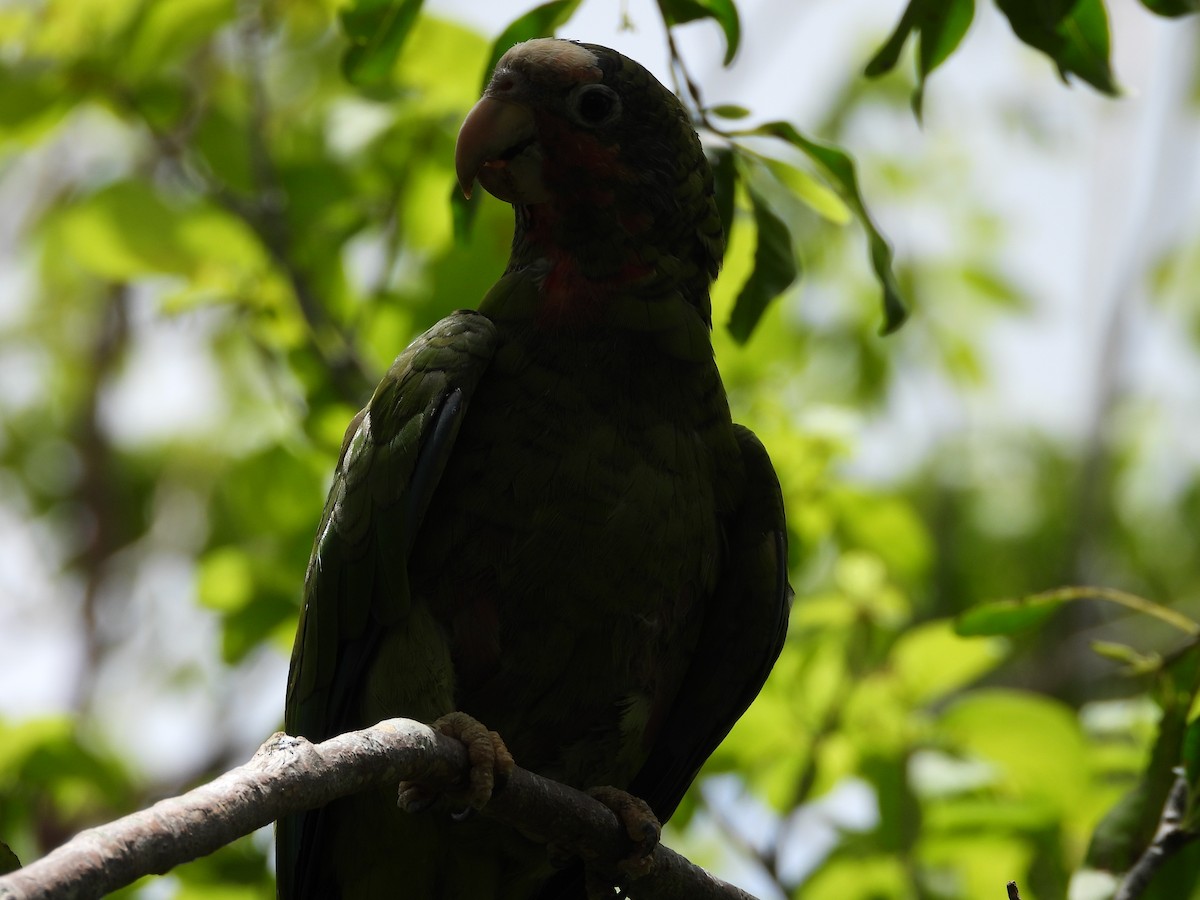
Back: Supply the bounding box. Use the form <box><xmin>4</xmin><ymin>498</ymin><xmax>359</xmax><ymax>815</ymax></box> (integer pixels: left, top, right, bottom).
<box><xmin>339</xmin><ymin>332</ymin><xmax>737</xmax><ymax>898</ymax></box>
<box><xmin>376</xmin><ymin>332</ymin><xmax>728</xmax><ymax>788</ymax></box>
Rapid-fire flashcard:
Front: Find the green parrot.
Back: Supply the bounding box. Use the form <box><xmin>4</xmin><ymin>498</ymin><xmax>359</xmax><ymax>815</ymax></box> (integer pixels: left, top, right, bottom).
<box><xmin>277</xmin><ymin>38</ymin><xmax>791</xmax><ymax>900</ymax></box>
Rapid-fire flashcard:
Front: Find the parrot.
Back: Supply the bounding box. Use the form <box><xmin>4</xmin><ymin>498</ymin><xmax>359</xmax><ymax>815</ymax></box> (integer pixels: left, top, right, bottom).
<box><xmin>276</xmin><ymin>37</ymin><xmax>792</xmax><ymax>900</ymax></box>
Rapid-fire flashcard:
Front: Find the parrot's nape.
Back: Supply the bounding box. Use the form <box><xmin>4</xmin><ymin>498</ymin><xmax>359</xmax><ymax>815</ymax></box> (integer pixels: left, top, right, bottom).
<box><xmin>277</xmin><ymin>38</ymin><xmax>792</xmax><ymax>900</ymax></box>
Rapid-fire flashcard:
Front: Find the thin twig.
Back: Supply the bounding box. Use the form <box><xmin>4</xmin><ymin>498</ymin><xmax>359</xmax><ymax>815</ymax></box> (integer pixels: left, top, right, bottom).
<box><xmin>1027</xmin><ymin>586</ymin><xmax>1199</xmax><ymax>637</ymax></box>
<box><xmin>663</xmin><ymin>26</ymin><xmax>715</xmax><ymax>133</ymax></box>
<box><xmin>703</xmin><ymin>785</ymin><xmax>783</xmax><ymax>890</ymax></box>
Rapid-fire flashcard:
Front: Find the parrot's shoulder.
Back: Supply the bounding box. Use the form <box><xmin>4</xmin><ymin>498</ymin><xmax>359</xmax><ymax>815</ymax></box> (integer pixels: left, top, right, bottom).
<box><xmin>364</xmin><ymin>310</ymin><xmax>499</xmax><ymax>443</ymax></box>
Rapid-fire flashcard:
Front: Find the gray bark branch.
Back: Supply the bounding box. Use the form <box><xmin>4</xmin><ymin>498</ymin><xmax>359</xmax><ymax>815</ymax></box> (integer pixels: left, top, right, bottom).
<box><xmin>0</xmin><ymin>718</ymin><xmax>758</xmax><ymax>900</ymax></box>
<box><xmin>1114</xmin><ymin>772</ymin><xmax>1198</xmax><ymax>900</ymax></box>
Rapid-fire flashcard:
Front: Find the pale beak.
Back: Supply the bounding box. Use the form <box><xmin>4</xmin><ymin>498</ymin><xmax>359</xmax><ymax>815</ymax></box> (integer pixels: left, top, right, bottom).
<box><xmin>454</xmin><ymin>95</ymin><xmax>545</xmax><ymax>204</ymax></box>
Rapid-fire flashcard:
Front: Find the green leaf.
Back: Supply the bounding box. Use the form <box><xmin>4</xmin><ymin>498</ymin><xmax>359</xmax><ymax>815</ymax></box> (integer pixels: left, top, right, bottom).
<box><xmin>939</xmin><ymin>689</ymin><xmax>1088</xmax><ymax>814</ymax></box>
<box><xmin>995</xmin><ymin>0</ymin><xmax>1118</xmax><ymax>94</ymax></box>
<box><xmin>742</xmin><ymin>121</ymin><xmax>908</xmax><ymax>334</ymax></box>
<box><xmin>864</xmin><ymin>0</ymin><xmax>974</xmax><ymax>116</ymax></box>
<box><xmin>1140</xmin><ymin>0</ymin><xmax>1200</xmax><ymax>14</ymax></box>
<box><xmin>915</xmin><ymin>0</ymin><xmax>974</xmax><ymax>116</ymax></box>
<box><xmin>960</xmin><ymin>586</ymin><xmax>1199</xmax><ymax>637</ymax></box>
<box><xmin>120</xmin><ymin>0</ymin><xmax>236</xmax><ymax>81</ymax></box>
<box><xmin>197</xmin><ymin>547</ymin><xmax>255</xmax><ymax>614</ymax></box>
<box><xmin>804</xmin><ymin>856</ymin><xmax>911</xmax><ymax>898</ymax></box>
<box><xmin>0</xmin><ymin>840</ymin><xmax>19</xmax><ymax>876</ymax></box>
<box><xmin>339</xmin><ymin>0</ymin><xmax>425</xmax><ymax>87</ymax></box>
<box><xmin>864</xmin><ymin>1</ymin><xmax>921</xmax><ymax>77</ymax></box>
<box><xmin>1087</xmin><ymin>643</ymin><xmax>1200</xmax><ymax>870</ymax></box>
<box><xmin>1091</xmin><ymin>640</ymin><xmax>1162</xmax><ymax>675</ymax></box>
<box><xmin>48</xmin><ymin>181</ymin><xmax>197</xmax><ymax>278</ymax></box>
<box><xmin>480</xmin><ymin>0</ymin><xmax>584</xmax><ymax>93</ymax></box>
<box><xmin>27</xmin><ymin>0</ymin><xmax>143</xmax><ymax>62</ymax></box>
<box><xmin>708</xmin><ymin>145</ymin><xmax>736</xmax><ymax>257</ymax></box>
<box><xmin>656</xmin><ymin>0</ymin><xmax>741</xmax><ymax>65</ymax></box>
<box><xmin>0</xmin><ymin>67</ymin><xmax>71</xmax><ymax>146</ymax></box>
<box><xmin>44</xmin><ymin>181</ymin><xmax>268</xmax><ymax>291</ymax></box>
<box><xmin>917</xmin><ymin>0</ymin><xmax>975</xmax><ymax>78</ymax></box>
<box><xmin>727</xmin><ymin>157</ymin><xmax>798</xmax><ymax>343</ymax></box>
<box><xmin>708</xmin><ymin>104</ymin><xmax>750</xmax><ymax>119</ymax></box>
<box><xmin>761</xmin><ymin>157</ymin><xmax>851</xmax><ymax>225</ymax></box>
<box><xmin>891</xmin><ymin>619</ymin><xmax>1006</xmax><ymax>704</ymax></box>
<box><xmin>956</xmin><ymin>594</ymin><xmax>1066</xmax><ymax>636</ymax></box>
<box><xmin>1184</xmin><ymin>717</ymin><xmax>1200</xmax><ymax>799</ymax></box>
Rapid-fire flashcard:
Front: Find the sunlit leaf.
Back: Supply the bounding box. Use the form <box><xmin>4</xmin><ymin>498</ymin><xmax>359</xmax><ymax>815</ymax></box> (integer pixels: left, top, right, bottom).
<box><xmin>727</xmin><ymin>157</ymin><xmax>798</xmax><ymax>343</ymax></box>
<box><xmin>740</xmin><ymin>121</ymin><xmax>908</xmax><ymax>334</ymax></box>
<box><xmin>939</xmin><ymin>689</ymin><xmax>1088</xmax><ymax>813</ymax></box>
<box><xmin>956</xmin><ymin>594</ymin><xmax>1065</xmax><ymax>636</ymax></box>
<box><xmin>120</xmin><ymin>0</ymin><xmax>236</xmax><ymax>80</ymax></box>
<box><xmin>891</xmin><ymin>619</ymin><xmax>1006</xmax><ymax>704</ymax></box>
<box><xmin>707</xmin><ymin>103</ymin><xmax>750</xmax><ymax>119</ymax></box>
<box><xmin>0</xmin><ymin>717</ymin><xmax>132</xmax><ymax>812</ymax></box>
<box><xmin>48</xmin><ymin>181</ymin><xmax>198</xmax><ymax>278</ymax></box>
<box><xmin>656</xmin><ymin>0</ymin><xmax>741</xmax><ymax>65</ymax></box>
<box><xmin>28</xmin><ymin>0</ymin><xmax>142</xmax><ymax>61</ymax></box>
<box><xmin>1090</xmin><ymin>640</ymin><xmax>1161</xmax><ymax>675</ymax></box>
<box><xmin>804</xmin><ymin>854</ymin><xmax>911</xmax><ymax>898</ymax></box>
<box><xmin>45</xmin><ymin>181</ymin><xmax>269</xmax><ymax>298</ymax></box>
<box><xmin>962</xmin><ymin>586</ymin><xmax>1200</xmax><ymax>637</ymax></box>
<box><xmin>197</xmin><ymin>547</ymin><xmax>256</xmax><ymax>613</ymax></box>
<box><xmin>340</xmin><ymin>0</ymin><xmax>424</xmax><ymax>86</ymax></box>
<box><xmin>832</xmin><ymin>489</ymin><xmax>932</xmax><ymax>585</ymax></box>
<box><xmin>761</xmin><ymin>157</ymin><xmax>851</xmax><ymax>225</ymax></box>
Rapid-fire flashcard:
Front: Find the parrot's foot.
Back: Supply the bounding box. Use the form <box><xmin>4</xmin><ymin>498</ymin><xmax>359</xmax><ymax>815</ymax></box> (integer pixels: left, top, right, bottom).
<box><xmin>397</xmin><ymin>712</ymin><xmax>515</xmax><ymax>814</ymax></box>
<box><xmin>545</xmin><ymin>788</ymin><xmax>660</xmax><ymax>899</ymax></box>
<box><xmin>586</xmin><ymin>786</ymin><xmax>661</xmax><ymax>879</ymax></box>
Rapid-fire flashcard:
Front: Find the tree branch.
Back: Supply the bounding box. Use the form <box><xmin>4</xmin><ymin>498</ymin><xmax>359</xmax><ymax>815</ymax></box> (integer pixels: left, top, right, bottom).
<box><xmin>0</xmin><ymin>719</ymin><xmax>760</xmax><ymax>900</ymax></box>
<box><xmin>1114</xmin><ymin>772</ymin><xmax>1198</xmax><ymax>900</ymax></box>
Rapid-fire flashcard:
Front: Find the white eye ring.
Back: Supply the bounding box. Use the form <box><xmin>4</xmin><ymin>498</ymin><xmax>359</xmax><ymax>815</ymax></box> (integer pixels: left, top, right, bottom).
<box><xmin>567</xmin><ymin>84</ymin><xmax>622</xmax><ymax>127</ymax></box>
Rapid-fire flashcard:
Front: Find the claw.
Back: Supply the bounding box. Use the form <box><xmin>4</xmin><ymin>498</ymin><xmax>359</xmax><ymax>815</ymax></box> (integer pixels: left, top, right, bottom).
<box><xmin>587</xmin><ymin>786</ymin><xmax>660</xmax><ymax>880</ymax></box>
<box><xmin>396</xmin><ymin>781</ymin><xmax>436</xmax><ymax>814</ymax></box>
<box><xmin>397</xmin><ymin>712</ymin><xmax>515</xmax><ymax>814</ymax></box>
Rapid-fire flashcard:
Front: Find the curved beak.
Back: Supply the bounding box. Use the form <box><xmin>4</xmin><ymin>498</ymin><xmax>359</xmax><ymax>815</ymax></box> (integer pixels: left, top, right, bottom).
<box><xmin>454</xmin><ymin>96</ymin><xmax>538</xmax><ymax>201</ymax></box>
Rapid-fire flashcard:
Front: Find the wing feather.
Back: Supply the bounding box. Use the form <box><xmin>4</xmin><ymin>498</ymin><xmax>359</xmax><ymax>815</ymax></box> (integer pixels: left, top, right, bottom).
<box><xmin>276</xmin><ymin>311</ymin><xmax>499</xmax><ymax>900</ymax></box>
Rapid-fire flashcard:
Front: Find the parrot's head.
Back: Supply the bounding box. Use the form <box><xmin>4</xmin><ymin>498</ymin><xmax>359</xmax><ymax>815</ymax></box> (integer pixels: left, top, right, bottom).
<box><xmin>456</xmin><ymin>39</ymin><xmax>722</xmax><ymax>326</ymax></box>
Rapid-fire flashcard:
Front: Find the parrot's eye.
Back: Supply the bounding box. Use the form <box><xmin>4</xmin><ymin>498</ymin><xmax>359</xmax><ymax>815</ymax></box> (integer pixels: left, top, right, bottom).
<box><xmin>568</xmin><ymin>84</ymin><xmax>622</xmax><ymax>127</ymax></box>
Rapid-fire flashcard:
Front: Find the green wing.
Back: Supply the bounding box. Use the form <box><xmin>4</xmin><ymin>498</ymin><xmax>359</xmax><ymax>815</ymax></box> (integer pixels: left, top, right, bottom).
<box><xmin>533</xmin><ymin>424</ymin><xmax>791</xmax><ymax>900</ymax></box>
<box><xmin>627</xmin><ymin>424</ymin><xmax>792</xmax><ymax>820</ymax></box>
<box><xmin>277</xmin><ymin>310</ymin><xmax>498</xmax><ymax>900</ymax></box>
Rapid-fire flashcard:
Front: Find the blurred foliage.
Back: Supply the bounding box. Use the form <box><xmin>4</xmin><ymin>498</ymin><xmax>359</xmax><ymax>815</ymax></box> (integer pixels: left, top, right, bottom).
<box><xmin>1</xmin><ymin>0</ymin><xmax>1199</xmax><ymax>898</ymax></box>
<box><xmin>866</xmin><ymin>0</ymin><xmax>1200</xmax><ymax>105</ymax></box>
